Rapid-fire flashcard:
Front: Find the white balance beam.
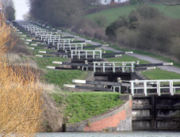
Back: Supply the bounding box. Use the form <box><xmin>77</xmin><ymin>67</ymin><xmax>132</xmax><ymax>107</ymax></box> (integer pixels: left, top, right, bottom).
<box><xmin>39</xmin><ymin>51</ymin><xmax>47</xmax><ymax>54</ymax></box>
<box><xmin>72</xmin><ymin>79</ymin><xmax>86</xmax><ymax>84</ymax></box>
<box><xmin>52</xmin><ymin>61</ymin><xmax>63</xmax><ymax>65</ymax></box>
<box><xmin>46</xmin><ymin>66</ymin><xmax>56</xmax><ymax>70</ymax></box>
<box><xmin>64</xmin><ymin>84</ymin><xmax>76</xmax><ymax>88</ymax></box>
<box><xmin>36</xmin><ymin>55</ymin><xmax>43</xmax><ymax>58</ymax></box>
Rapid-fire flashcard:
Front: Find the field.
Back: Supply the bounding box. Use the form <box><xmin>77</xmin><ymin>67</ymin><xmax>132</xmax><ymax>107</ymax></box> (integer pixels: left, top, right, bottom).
<box><xmin>107</xmin><ymin>55</ymin><xmax>149</xmax><ymax>64</ymax></box>
<box><xmin>86</xmin><ymin>4</ymin><xmax>180</xmax><ymax>27</ymax></box>
<box><xmin>142</xmin><ymin>69</ymin><xmax>180</xmax><ymax>80</ymax></box>
<box><xmin>53</xmin><ymin>92</ymin><xmax>123</xmax><ymax>123</ymax></box>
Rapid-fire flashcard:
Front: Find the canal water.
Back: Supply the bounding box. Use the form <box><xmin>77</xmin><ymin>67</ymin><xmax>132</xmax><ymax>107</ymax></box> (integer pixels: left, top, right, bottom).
<box><xmin>37</xmin><ymin>132</ymin><xmax>180</xmax><ymax>137</ymax></box>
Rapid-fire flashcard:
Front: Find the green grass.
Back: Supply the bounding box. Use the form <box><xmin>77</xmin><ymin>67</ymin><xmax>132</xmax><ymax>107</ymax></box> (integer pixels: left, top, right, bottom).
<box><xmin>33</xmin><ymin>56</ymin><xmax>87</xmax><ymax>87</ymax></box>
<box><xmin>33</xmin><ymin>57</ymin><xmax>68</xmax><ymax>69</ymax></box>
<box><xmin>45</xmin><ymin>70</ymin><xmax>88</xmax><ymax>87</ymax></box>
<box><xmin>53</xmin><ymin>92</ymin><xmax>123</xmax><ymax>124</ymax></box>
<box><xmin>107</xmin><ymin>55</ymin><xmax>149</xmax><ymax>64</ymax></box>
<box><xmin>86</xmin><ymin>4</ymin><xmax>180</xmax><ymax>27</ymax></box>
<box><xmin>142</xmin><ymin>69</ymin><xmax>180</xmax><ymax>80</ymax></box>
<box><xmin>32</xmin><ymin>47</ymin><xmax>56</xmax><ymax>55</ymax></box>
<box><xmin>87</xmin><ymin>5</ymin><xmax>138</xmax><ymax>27</ymax></box>
<box><xmin>151</xmin><ymin>4</ymin><xmax>180</xmax><ymax>19</ymax></box>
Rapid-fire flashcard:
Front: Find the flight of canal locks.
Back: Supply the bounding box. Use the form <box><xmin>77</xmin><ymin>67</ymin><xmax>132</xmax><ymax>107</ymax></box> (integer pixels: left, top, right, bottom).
<box><xmin>12</xmin><ymin>21</ymin><xmax>180</xmax><ymax>132</ymax></box>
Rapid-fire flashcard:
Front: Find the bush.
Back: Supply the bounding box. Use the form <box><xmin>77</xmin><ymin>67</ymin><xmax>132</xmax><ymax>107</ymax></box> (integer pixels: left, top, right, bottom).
<box><xmin>73</xmin><ymin>19</ymin><xmax>107</xmax><ymax>40</ymax></box>
<box><xmin>106</xmin><ymin>5</ymin><xmax>180</xmax><ymax>60</ymax></box>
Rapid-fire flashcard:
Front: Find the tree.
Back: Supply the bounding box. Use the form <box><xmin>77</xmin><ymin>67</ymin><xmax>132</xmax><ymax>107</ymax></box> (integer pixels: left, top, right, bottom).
<box><xmin>130</xmin><ymin>0</ymin><xmax>143</xmax><ymax>4</ymax></box>
<box><xmin>5</xmin><ymin>6</ymin><xmax>15</xmax><ymax>21</ymax></box>
<box><xmin>29</xmin><ymin>0</ymin><xmax>87</xmax><ymax>27</ymax></box>
<box><xmin>1</xmin><ymin>0</ymin><xmax>15</xmax><ymax>21</ymax></box>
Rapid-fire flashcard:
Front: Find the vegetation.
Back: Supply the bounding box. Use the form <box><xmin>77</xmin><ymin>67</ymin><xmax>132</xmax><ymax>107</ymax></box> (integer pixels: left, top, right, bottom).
<box><xmin>34</xmin><ymin>56</ymin><xmax>68</xmax><ymax>68</ymax></box>
<box><xmin>87</xmin><ymin>5</ymin><xmax>138</xmax><ymax>27</ymax></box>
<box><xmin>2</xmin><ymin>0</ymin><xmax>15</xmax><ymax>21</ymax></box>
<box><xmin>87</xmin><ymin>4</ymin><xmax>180</xmax><ymax>27</ymax></box>
<box><xmin>142</xmin><ymin>69</ymin><xmax>180</xmax><ymax>80</ymax></box>
<box><xmin>45</xmin><ymin>70</ymin><xmax>88</xmax><ymax>87</ymax></box>
<box><xmin>106</xmin><ymin>6</ymin><xmax>180</xmax><ymax>61</ymax></box>
<box><xmin>0</xmin><ymin>15</ymin><xmax>42</xmax><ymax>136</ymax></box>
<box><xmin>107</xmin><ymin>55</ymin><xmax>149</xmax><ymax>64</ymax></box>
<box><xmin>32</xmin><ymin>55</ymin><xmax>88</xmax><ymax>87</ymax></box>
<box><xmin>29</xmin><ymin>0</ymin><xmax>95</xmax><ymax>27</ymax></box>
<box><xmin>53</xmin><ymin>92</ymin><xmax>123</xmax><ymax>123</ymax></box>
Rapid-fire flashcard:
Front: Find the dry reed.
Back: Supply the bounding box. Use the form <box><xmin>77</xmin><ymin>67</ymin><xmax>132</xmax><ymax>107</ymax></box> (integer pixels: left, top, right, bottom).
<box><xmin>0</xmin><ymin>12</ymin><xmax>43</xmax><ymax>137</ymax></box>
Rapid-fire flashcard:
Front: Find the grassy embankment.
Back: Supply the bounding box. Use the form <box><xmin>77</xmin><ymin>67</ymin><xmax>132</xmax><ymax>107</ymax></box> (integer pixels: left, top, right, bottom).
<box><xmin>86</xmin><ymin>4</ymin><xmax>180</xmax><ymax>27</ymax></box>
<box><xmin>142</xmin><ymin>69</ymin><xmax>180</xmax><ymax>80</ymax></box>
<box><xmin>53</xmin><ymin>92</ymin><xmax>123</xmax><ymax>124</ymax></box>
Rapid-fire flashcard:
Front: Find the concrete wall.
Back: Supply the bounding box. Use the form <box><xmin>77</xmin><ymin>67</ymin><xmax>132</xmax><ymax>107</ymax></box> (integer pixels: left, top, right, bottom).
<box><xmin>66</xmin><ymin>95</ymin><xmax>132</xmax><ymax>132</ymax></box>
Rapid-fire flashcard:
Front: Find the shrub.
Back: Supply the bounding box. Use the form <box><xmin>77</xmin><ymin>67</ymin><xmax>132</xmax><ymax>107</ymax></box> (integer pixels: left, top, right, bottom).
<box><xmin>106</xmin><ymin>5</ymin><xmax>180</xmax><ymax>60</ymax></box>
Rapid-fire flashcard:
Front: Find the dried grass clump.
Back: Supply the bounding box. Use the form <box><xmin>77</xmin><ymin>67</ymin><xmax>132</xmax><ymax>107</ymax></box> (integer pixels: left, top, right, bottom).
<box><xmin>0</xmin><ymin>13</ymin><xmax>43</xmax><ymax>137</ymax></box>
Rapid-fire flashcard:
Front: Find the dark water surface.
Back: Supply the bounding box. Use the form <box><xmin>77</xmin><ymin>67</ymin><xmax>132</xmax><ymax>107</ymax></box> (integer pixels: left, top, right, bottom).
<box><xmin>37</xmin><ymin>132</ymin><xmax>180</xmax><ymax>137</ymax></box>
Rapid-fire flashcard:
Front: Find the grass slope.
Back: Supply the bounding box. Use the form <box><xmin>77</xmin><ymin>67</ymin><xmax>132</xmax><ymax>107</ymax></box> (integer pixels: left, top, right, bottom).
<box><xmin>53</xmin><ymin>92</ymin><xmax>123</xmax><ymax>124</ymax></box>
<box><xmin>34</xmin><ymin>57</ymin><xmax>68</xmax><ymax>68</ymax></box>
<box><xmin>33</xmin><ymin>52</ymin><xmax>88</xmax><ymax>87</ymax></box>
<box><xmin>107</xmin><ymin>55</ymin><xmax>149</xmax><ymax>64</ymax></box>
<box><xmin>45</xmin><ymin>70</ymin><xmax>88</xmax><ymax>87</ymax></box>
<box><xmin>87</xmin><ymin>5</ymin><xmax>138</xmax><ymax>27</ymax></box>
<box><xmin>86</xmin><ymin>4</ymin><xmax>180</xmax><ymax>27</ymax></box>
<box><xmin>142</xmin><ymin>69</ymin><xmax>180</xmax><ymax>80</ymax></box>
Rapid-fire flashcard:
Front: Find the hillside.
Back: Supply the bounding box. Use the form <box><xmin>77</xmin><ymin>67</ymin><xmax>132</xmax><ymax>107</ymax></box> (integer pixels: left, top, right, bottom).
<box><xmin>86</xmin><ymin>4</ymin><xmax>180</xmax><ymax>27</ymax></box>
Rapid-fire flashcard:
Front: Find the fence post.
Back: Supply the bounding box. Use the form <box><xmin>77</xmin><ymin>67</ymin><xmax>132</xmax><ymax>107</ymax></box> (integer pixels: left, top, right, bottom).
<box><xmin>131</xmin><ymin>81</ymin><xmax>134</xmax><ymax>96</ymax></box>
<box><xmin>144</xmin><ymin>81</ymin><xmax>147</xmax><ymax>96</ymax></box>
<box><xmin>113</xmin><ymin>62</ymin><xmax>115</xmax><ymax>73</ymax></box>
<box><xmin>157</xmin><ymin>81</ymin><xmax>161</xmax><ymax>96</ymax></box>
<box><xmin>169</xmin><ymin>81</ymin><xmax>174</xmax><ymax>96</ymax></box>
<box><xmin>93</xmin><ymin>62</ymin><xmax>96</xmax><ymax>73</ymax></box>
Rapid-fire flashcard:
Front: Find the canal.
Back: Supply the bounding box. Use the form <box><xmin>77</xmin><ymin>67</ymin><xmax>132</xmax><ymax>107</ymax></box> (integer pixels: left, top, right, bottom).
<box><xmin>37</xmin><ymin>132</ymin><xmax>180</xmax><ymax>137</ymax></box>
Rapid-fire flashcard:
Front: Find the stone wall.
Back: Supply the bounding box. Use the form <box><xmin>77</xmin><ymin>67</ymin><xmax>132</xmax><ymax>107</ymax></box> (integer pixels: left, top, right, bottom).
<box><xmin>66</xmin><ymin>95</ymin><xmax>132</xmax><ymax>132</ymax></box>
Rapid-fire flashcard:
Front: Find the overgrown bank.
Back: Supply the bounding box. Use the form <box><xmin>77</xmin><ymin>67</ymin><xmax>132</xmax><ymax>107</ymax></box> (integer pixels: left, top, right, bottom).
<box><xmin>53</xmin><ymin>92</ymin><xmax>123</xmax><ymax>124</ymax></box>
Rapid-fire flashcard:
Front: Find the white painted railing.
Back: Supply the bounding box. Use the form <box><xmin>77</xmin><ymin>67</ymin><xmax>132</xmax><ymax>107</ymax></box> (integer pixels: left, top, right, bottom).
<box><xmin>57</xmin><ymin>43</ymin><xmax>84</xmax><ymax>51</ymax></box>
<box><xmin>93</xmin><ymin>61</ymin><xmax>136</xmax><ymax>73</ymax></box>
<box><xmin>130</xmin><ymin>80</ymin><xmax>180</xmax><ymax>96</ymax></box>
<box><xmin>71</xmin><ymin>50</ymin><xmax>102</xmax><ymax>59</ymax></box>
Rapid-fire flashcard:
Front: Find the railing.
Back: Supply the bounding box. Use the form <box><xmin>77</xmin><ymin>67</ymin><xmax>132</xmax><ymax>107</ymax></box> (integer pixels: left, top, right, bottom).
<box><xmin>71</xmin><ymin>50</ymin><xmax>102</xmax><ymax>59</ymax></box>
<box><xmin>130</xmin><ymin>80</ymin><xmax>180</xmax><ymax>96</ymax></box>
<box><xmin>57</xmin><ymin>43</ymin><xmax>84</xmax><ymax>51</ymax></box>
<box><xmin>93</xmin><ymin>61</ymin><xmax>136</xmax><ymax>73</ymax></box>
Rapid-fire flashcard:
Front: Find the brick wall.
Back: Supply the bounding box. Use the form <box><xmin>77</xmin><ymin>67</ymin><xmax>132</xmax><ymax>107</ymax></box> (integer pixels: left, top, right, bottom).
<box><xmin>66</xmin><ymin>95</ymin><xmax>132</xmax><ymax>132</ymax></box>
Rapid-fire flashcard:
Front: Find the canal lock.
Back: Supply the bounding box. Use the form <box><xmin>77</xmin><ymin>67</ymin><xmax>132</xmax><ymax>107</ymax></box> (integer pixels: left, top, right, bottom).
<box><xmin>132</xmin><ymin>95</ymin><xmax>180</xmax><ymax>131</ymax></box>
